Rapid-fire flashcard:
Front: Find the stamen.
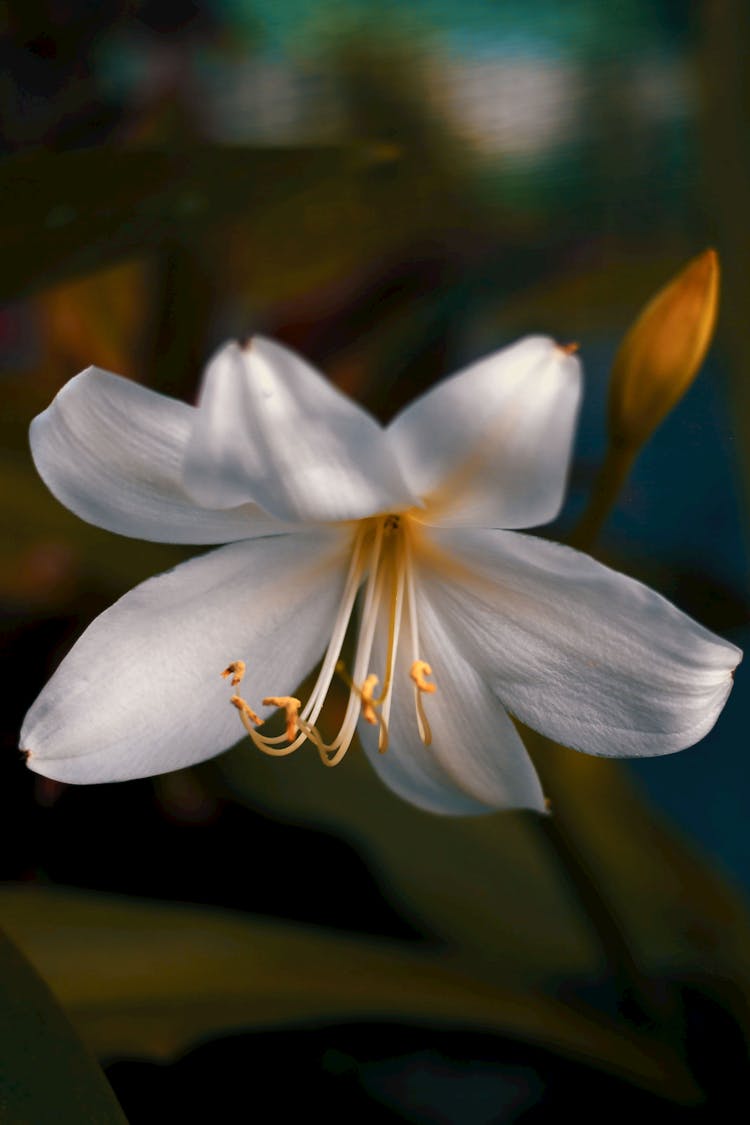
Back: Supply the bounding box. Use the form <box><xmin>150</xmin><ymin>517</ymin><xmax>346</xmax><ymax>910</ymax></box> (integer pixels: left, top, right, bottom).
<box><xmin>221</xmin><ymin>660</ymin><xmax>245</xmax><ymax>687</ymax></box>
<box><xmin>372</xmin><ymin>542</ymin><xmax>404</xmax><ymax>709</ymax></box>
<box><xmin>335</xmin><ymin>662</ymin><xmax>388</xmax><ymax>750</ymax></box>
<box><xmin>557</xmin><ymin>341</ymin><xmax>580</xmax><ymax>355</ymax></box>
<box><xmin>230</xmin><ymin>694</ymin><xmax>263</xmax><ymax>728</ymax></box>
<box><xmin>335</xmin><ymin>659</ymin><xmax>355</xmax><ymax>690</ymax></box>
<box><xmin>220</xmin><ymin>511</ymin><xmax>434</xmax><ymax>768</ymax></box>
<box><xmin>403</xmin><ymin>537</ymin><xmax>433</xmax><ymax>747</ymax></box>
<box><xmin>262</xmin><ymin>696</ymin><xmax>301</xmax><ymax>742</ymax></box>
<box><xmin>410</xmin><ymin>660</ymin><xmax>436</xmax><ymax>694</ymax></box>
<box><xmin>377</xmin><ymin>716</ymin><xmax>390</xmax><ymax>754</ymax></box>
<box><xmin>304</xmin><ymin>519</ymin><xmax>389</xmax><ymax>766</ymax></box>
<box><xmin>414</xmin><ymin>693</ymin><xmax>433</xmax><ymax>747</ymax></box>
<box><xmin>410</xmin><ymin>659</ymin><xmax>435</xmax><ymax>748</ymax></box>
<box><xmin>296</xmin><ymin>524</ymin><xmax>373</xmax><ymax>734</ymax></box>
<box><xmin>359</xmin><ymin>674</ymin><xmax>380</xmax><ymax>725</ymax></box>
<box><xmin>373</xmin><ymin>533</ymin><xmax>407</xmax><ymax>754</ymax></box>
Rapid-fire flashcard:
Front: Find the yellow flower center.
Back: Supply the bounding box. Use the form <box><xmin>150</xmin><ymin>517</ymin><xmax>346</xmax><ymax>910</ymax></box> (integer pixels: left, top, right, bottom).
<box><xmin>222</xmin><ymin>512</ymin><xmax>436</xmax><ymax>766</ymax></box>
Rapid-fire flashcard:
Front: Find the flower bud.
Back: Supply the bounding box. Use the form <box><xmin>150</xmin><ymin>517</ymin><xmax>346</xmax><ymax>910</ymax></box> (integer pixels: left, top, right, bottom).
<box><xmin>608</xmin><ymin>248</ymin><xmax>719</xmax><ymax>449</ymax></box>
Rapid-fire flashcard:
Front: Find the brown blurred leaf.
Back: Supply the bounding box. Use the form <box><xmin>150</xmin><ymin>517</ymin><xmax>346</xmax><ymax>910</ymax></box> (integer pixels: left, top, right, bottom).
<box><xmin>35</xmin><ymin>260</ymin><xmax>148</xmax><ymax>384</ymax></box>
<box><xmin>0</xmin><ymin>146</ymin><xmax>353</xmax><ymax>303</ymax></box>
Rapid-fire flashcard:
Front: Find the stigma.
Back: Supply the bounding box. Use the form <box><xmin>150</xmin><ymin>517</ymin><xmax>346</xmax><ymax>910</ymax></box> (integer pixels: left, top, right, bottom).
<box><xmin>222</xmin><ymin>512</ymin><xmax>436</xmax><ymax>766</ymax></box>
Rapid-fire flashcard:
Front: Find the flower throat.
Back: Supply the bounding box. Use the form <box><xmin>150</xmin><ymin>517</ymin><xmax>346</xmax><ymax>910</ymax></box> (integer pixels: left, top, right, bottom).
<box><xmin>222</xmin><ymin>512</ymin><xmax>436</xmax><ymax>767</ymax></box>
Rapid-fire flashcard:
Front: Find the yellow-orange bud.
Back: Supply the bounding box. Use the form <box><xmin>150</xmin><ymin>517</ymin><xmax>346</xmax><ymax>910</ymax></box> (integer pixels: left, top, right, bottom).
<box><xmin>608</xmin><ymin>248</ymin><xmax>720</xmax><ymax>449</ymax></box>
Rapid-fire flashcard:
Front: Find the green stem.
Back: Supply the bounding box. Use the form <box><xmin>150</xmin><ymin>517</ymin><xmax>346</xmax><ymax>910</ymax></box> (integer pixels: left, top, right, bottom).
<box><xmin>569</xmin><ymin>444</ymin><xmax>636</xmax><ymax>552</ymax></box>
<box><xmin>538</xmin><ymin>808</ymin><xmax>663</xmax><ymax>1030</ymax></box>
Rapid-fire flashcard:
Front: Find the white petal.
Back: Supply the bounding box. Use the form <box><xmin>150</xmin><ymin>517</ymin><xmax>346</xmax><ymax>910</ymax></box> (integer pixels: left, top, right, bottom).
<box><xmin>183</xmin><ymin>338</ymin><xmax>416</xmax><ymax>523</ymax></box>
<box><xmin>388</xmin><ymin>337</ymin><xmax>581</xmax><ymax>529</ymax></box>
<box><xmin>420</xmin><ymin>528</ymin><xmax>742</xmax><ymax>757</ymax></box>
<box><xmin>357</xmin><ymin>576</ymin><xmax>546</xmax><ymax>814</ymax></box>
<box><xmin>22</xmin><ymin>530</ymin><xmax>350</xmax><ymax>783</ymax></box>
<box><xmin>30</xmin><ymin>367</ymin><xmax>286</xmax><ymax>543</ymax></box>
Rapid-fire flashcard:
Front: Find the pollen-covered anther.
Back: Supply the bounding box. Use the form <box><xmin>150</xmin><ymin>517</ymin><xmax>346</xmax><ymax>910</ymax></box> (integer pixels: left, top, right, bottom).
<box><xmin>410</xmin><ymin>660</ymin><xmax>436</xmax><ymax>694</ymax></box>
<box><xmin>230</xmin><ymin>694</ymin><xmax>263</xmax><ymax>727</ymax></box>
<box><xmin>221</xmin><ymin>660</ymin><xmax>246</xmax><ymax>687</ymax></box>
<box><xmin>359</xmin><ymin>673</ymin><xmax>380</xmax><ymax>725</ymax></box>
<box><xmin>262</xmin><ymin>696</ymin><xmax>301</xmax><ymax>742</ymax></box>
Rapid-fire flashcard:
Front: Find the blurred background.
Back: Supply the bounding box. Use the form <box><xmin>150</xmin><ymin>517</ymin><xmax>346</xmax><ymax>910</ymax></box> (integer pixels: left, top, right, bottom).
<box><xmin>1</xmin><ymin>0</ymin><xmax>749</xmax><ymax>1121</ymax></box>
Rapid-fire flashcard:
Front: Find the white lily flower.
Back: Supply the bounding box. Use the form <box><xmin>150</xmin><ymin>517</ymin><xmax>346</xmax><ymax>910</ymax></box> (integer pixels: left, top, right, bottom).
<box><xmin>21</xmin><ymin>336</ymin><xmax>741</xmax><ymax>815</ymax></box>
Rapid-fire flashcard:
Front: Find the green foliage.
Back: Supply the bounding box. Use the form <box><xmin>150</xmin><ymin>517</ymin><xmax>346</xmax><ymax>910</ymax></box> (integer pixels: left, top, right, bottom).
<box><xmin>0</xmin><ymin>884</ymin><xmax>696</xmax><ymax>1102</ymax></box>
<box><xmin>0</xmin><ymin>925</ymin><xmax>127</xmax><ymax>1124</ymax></box>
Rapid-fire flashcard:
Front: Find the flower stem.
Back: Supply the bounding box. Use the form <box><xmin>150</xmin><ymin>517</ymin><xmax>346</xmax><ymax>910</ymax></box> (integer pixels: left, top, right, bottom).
<box><xmin>537</xmin><ymin>802</ymin><xmax>664</xmax><ymax>1030</ymax></box>
<box><xmin>569</xmin><ymin>444</ymin><xmax>636</xmax><ymax>552</ymax></box>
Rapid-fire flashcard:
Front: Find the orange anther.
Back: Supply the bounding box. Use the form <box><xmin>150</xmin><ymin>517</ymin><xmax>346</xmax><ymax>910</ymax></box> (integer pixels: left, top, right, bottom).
<box><xmin>262</xmin><ymin>696</ymin><xmax>302</xmax><ymax>742</ymax></box>
<box><xmin>410</xmin><ymin>660</ymin><xmax>436</xmax><ymax>694</ymax></box>
<box><xmin>359</xmin><ymin>674</ymin><xmax>380</xmax><ymax>725</ymax></box>
<box><xmin>222</xmin><ymin>661</ymin><xmax>246</xmax><ymax>687</ymax></box>
<box><xmin>231</xmin><ymin>695</ymin><xmax>263</xmax><ymax>726</ymax></box>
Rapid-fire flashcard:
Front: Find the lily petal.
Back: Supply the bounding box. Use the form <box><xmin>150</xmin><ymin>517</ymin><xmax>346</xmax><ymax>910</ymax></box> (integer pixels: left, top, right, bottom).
<box><xmin>358</xmin><ymin>577</ymin><xmax>546</xmax><ymax>814</ymax></box>
<box><xmin>421</xmin><ymin>528</ymin><xmax>741</xmax><ymax>757</ymax></box>
<box><xmin>388</xmin><ymin>337</ymin><xmax>581</xmax><ymax>529</ymax></box>
<box><xmin>22</xmin><ymin>530</ymin><xmax>349</xmax><ymax>783</ymax></box>
<box><xmin>183</xmin><ymin>338</ymin><xmax>417</xmax><ymax>523</ymax></box>
<box><xmin>30</xmin><ymin>367</ymin><xmax>286</xmax><ymax>543</ymax></box>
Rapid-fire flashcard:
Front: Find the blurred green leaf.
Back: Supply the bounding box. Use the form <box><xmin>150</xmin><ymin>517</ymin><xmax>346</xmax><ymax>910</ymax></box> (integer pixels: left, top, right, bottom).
<box><xmin>0</xmin><ymin>925</ymin><xmax>127</xmax><ymax>1124</ymax></box>
<box><xmin>0</xmin><ymin>884</ymin><xmax>697</xmax><ymax>1102</ymax></box>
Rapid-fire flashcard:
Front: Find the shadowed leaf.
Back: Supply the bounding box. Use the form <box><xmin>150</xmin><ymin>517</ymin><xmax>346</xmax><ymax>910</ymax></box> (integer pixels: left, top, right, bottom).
<box><xmin>216</xmin><ymin>719</ymin><xmax>750</xmax><ymax>1009</ymax></box>
<box><xmin>217</xmin><ymin>738</ymin><xmax>598</xmax><ymax>983</ymax></box>
<box><xmin>0</xmin><ymin>884</ymin><xmax>698</xmax><ymax>1103</ymax></box>
<box><xmin>0</xmin><ymin>925</ymin><xmax>127</xmax><ymax>1124</ymax></box>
